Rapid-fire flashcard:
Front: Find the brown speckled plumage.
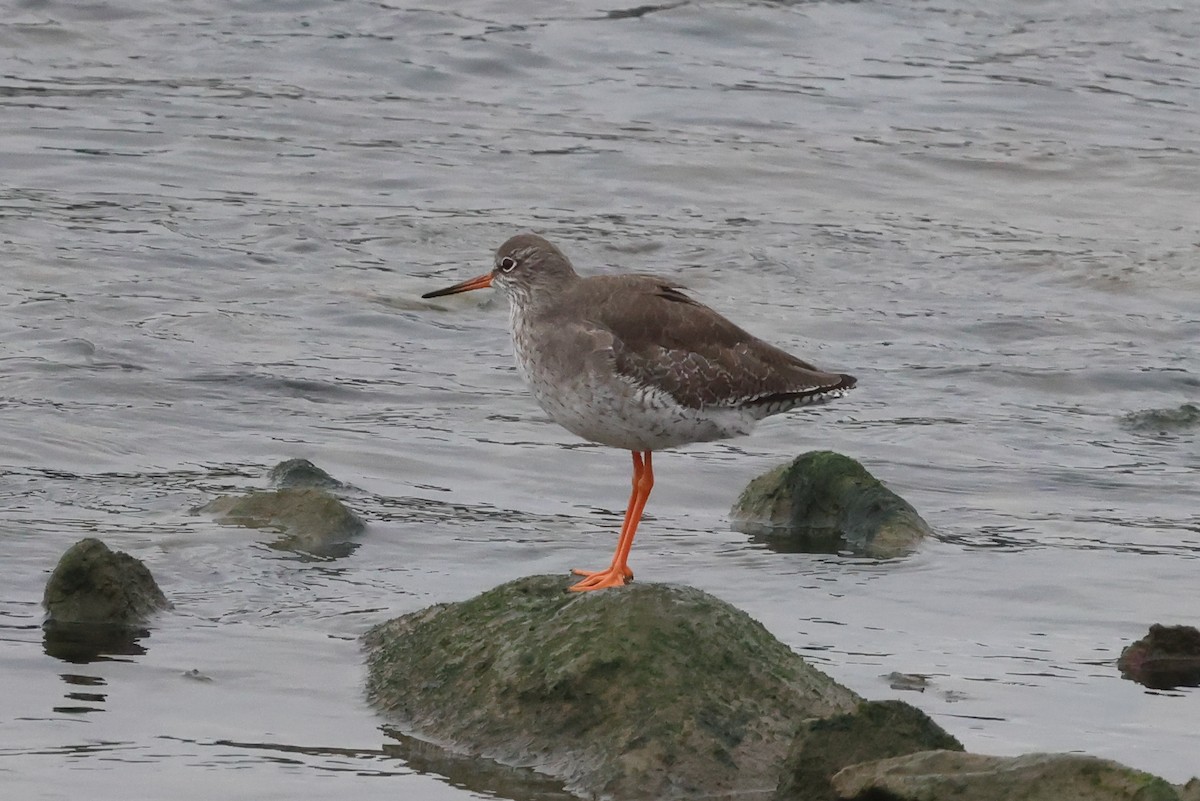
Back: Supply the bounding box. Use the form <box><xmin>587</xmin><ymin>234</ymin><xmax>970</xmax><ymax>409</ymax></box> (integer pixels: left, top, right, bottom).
<box><xmin>421</xmin><ymin>232</ymin><xmax>857</xmax><ymax>590</ymax></box>
<box><xmin>472</xmin><ymin>234</ymin><xmax>855</xmax><ymax>451</ymax></box>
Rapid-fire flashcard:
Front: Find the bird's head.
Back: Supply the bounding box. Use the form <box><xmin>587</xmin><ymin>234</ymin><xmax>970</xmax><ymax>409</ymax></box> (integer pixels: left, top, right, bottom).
<box><xmin>422</xmin><ymin>233</ymin><xmax>578</xmax><ymax>304</ymax></box>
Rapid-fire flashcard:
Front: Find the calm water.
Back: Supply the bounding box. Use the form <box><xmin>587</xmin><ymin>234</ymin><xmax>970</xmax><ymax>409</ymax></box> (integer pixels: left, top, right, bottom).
<box><xmin>2</xmin><ymin>0</ymin><xmax>1198</xmax><ymax>797</ymax></box>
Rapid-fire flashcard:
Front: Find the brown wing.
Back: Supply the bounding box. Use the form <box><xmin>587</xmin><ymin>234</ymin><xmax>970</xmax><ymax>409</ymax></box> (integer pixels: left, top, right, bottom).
<box><xmin>577</xmin><ymin>275</ymin><xmax>855</xmax><ymax>410</ymax></box>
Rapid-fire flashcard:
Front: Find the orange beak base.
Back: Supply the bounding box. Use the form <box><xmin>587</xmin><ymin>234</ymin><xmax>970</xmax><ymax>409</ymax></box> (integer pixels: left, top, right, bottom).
<box><xmin>421</xmin><ymin>272</ymin><xmax>494</xmax><ymax>299</ymax></box>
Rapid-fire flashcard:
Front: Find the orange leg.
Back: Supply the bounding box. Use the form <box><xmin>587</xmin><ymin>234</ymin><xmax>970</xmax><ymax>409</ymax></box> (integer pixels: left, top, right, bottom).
<box><xmin>570</xmin><ymin>451</ymin><xmax>654</xmax><ymax>592</ymax></box>
<box><xmin>571</xmin><ymin>451</ymin><xmax>642</xmax><ymax>582</ymax></box>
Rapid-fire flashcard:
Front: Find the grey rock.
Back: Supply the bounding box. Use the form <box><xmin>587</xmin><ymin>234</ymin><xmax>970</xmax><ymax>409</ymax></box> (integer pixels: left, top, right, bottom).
<box><xmin>731</xmin><ymin>451</ymin><xmax>931</xmax><ymax>558</ymax></box>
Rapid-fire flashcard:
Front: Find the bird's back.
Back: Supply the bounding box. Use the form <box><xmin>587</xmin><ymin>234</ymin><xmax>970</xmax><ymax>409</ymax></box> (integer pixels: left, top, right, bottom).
<box><xmin>516</xmin><ymin>270</ymin><xmax>854</xmax><ymax>438</ymax></box>
<box><xmin>539</xmin><ymin>273</ymin><xmax>855</xmax><ymax>416</ymax></box>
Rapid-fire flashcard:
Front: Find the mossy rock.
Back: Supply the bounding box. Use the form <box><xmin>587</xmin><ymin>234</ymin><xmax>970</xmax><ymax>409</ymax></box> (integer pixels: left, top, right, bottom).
<box><xmin>43</xmin><ymin>537</ymin><xmax>171</xmax><ymax>625</ymax></box>
<box><xmin>199</xmin><ymin>487</ymin><xmax>364</xmax><ymax>557</ymax></box>
<box><xmin>364</xmin><ymin>575</ymin><xmax>861</xmax><ymax>799</ymax></box>
<box><xmin>775</xmin><ymin>700</ymin><xmax>963</xmax><ymax>801</ymax></box>
<box><xmin>831</xmin><ymin>750</ymin><xmax>1191</xmax><ymax>801</ymax></box>
<box><xmin>731</xmin><ymin>451</ymin><xmax>931</xmax><ymax>558</ymax></box>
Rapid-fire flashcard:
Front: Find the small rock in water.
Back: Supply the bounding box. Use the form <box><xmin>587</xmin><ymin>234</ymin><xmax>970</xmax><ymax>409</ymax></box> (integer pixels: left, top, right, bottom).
<box><xmin>199</xmin><ymin>461</ymin><xmax>363</xmax><ymax>557</ymax></box>
<box><xmin>43</xmin><ymin>537</ymin><xmax>171</xmax><ymax>625</ymax></box>
<box><xmin>730</xmin><ymin>450</ymin><xmax>931</xmax><ymax>558</ymax></box>
<box><xmin>268</xmin><ymin>458</ymin><xmax>344</xmax><ymax>489</ymax></box>
<box><xmin>1118</xmin><ymin>623</ymin><xmax>1200</xmax><ymax>690</ymax></box>
<box><xmin>886</xmin><ymin>672</ymin><xmax>931</xmax><ymax>692</ymax></box>
<box><xmin>1120</xmin><ymin>403</ymin><xmax>1200</xmax><ymax>434</ymax></box>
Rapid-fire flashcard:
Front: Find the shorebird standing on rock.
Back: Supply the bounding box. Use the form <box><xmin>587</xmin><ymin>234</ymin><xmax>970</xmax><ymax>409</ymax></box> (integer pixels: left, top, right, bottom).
<box><xmin>423</xmin><ymin>234</ymin><xmax>856</xmax><ymax>591</ymax></box>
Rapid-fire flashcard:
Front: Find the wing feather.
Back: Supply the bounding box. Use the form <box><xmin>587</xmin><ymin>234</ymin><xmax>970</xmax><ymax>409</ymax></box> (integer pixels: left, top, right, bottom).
<box><xmin>566</xmin><ymin>275</ymin><xmax>855</xmax><ymax>411</ymax></box>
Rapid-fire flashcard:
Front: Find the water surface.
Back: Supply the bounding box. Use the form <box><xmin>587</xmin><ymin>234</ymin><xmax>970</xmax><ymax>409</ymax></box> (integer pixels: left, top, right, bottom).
<box><xmin>2</xmin><ymin>0</ymin><xmax>1198</xmax><ymax>797</ymax></box>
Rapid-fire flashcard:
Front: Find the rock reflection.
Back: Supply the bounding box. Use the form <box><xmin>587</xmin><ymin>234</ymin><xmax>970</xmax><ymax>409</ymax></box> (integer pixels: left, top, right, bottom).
<box><xmin>43</xmin><ymin>620</ymin><xmax>149</xmax><ymax>664</ymax></box>
<box><xmin>50</xmin><ymin>671</ymin><xmax>111</xmax><ymax>716</ymax></box>
<box><xmin>381</xmin><ymin>726</ymin><xmax>575</xmax><ymax>801</ymax></box>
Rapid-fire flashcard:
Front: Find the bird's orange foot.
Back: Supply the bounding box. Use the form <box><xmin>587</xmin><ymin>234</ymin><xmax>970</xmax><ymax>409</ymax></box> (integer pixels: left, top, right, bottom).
<box><xmin>568</xmin><ymin>566</ymin><xmax>632</xmax><ymax>592</ymax></box>
<box><xmin>571</xmin><ymin>565</ymin><xmax>633</xmax><ymax>580</ymax></box>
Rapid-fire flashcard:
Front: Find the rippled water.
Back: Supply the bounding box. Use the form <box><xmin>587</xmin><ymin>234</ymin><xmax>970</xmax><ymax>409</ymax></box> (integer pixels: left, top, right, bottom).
<box><xmin>2</xmin><ymin>0</ymin><xmax>1198</xmax><ymax>797</ymax></box>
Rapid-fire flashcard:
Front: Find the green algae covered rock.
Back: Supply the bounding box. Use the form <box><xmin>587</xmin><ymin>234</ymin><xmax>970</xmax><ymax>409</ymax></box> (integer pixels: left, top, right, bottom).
<box><xmin>43</xmin><ymin>537</ymin><xmax>171</xmax><ymax>625</ymax></box>
<box><xmin>731</xmin><ymin>451</ymin><xmax>931</xmax><ymax>559</ymax></box>
<box><xmin>775</xmin><ymin>700</ymin><xmax>963</xmax><ymax>801</ymax></box>
<box><xmin>364</xmin><ymin>574</ymin><xmax>861</xmax><ymax>800</ymax></box>
<box><xmin>831</xmin><ymin>750</ymin><xmax>1193</xmax><ymax>801</ymax></box>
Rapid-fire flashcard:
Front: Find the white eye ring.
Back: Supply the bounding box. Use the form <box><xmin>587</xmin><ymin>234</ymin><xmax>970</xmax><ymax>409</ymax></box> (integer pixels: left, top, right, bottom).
<box><xmin>498</xmin><ymin>256</ymin><xmax>517</xmax><ymax>273</ymax></box>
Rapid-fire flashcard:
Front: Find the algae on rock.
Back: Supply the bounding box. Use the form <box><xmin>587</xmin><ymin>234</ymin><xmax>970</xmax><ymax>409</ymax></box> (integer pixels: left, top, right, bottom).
<box><xmin>43</xmin><ymin>537</ymin><xmax>171</xmax><ymax>625</ymax></box>
<box><xmin>197</xmin><ymin>459</ymin><xmax>364</xmax><ymax>557</ymax></box>
<box><xmin>731</xmin><ymin>450</ymin><xmax>930</xmax><ymax>559</ymax></box>
<box><xmin>200</xmin><ymin>490</ymin><xmax>363</xmax><ymax>557</ymax></box>
<box><xmin>364</xmin><ymin>574</ymin><xmax>860</xmax><ymax>800</ymax></box>
<box><xmin>775</xmin><ymin>700</ymin><xmax>963</xmax><ymax>801</ymax></box>
<box><xmin>832</xmin><ymin>750</ymin><xmax>1196</xmax><ymax>801</ymax></box>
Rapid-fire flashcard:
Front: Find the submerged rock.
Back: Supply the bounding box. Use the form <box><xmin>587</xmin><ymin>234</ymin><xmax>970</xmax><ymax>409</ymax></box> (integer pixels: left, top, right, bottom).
<box><xmin>1120</xmin><ymin>403</ymin><xmax>1200</xmax><ymax>434</ymax></box>
<box><xmin>775</xmin><ymin>700</ymin><xmax>962</xmax><ymax>801</ymax></box>
<box><xmin>831</xmin><ymin>750</ymin><xmax>1195</xmax><ymax>801</ymax></box>
<box><xmin>43</xmin><ymin>537</ymin><xmax>171</xmax><ymax>625</ymax></box>
<box><xmin>200</xmin><ymin>487</ymin><xmax>364</xmax><ymax>557</ymax></box>
<box><xmin>364</xmin><ymin>575</ymin><xmax>861</xmax><ymax>800</ymax></box>
<box><xmin>1118</xmin><ymin>623</ymin><xmax>1200</xmax><ymax>690</ymax></box>
<box><xmin>885</xmin><ymin>672</ymin><xmax>932</xmax><ymax>693</ymax></box>
<box><xmin>200</xmin><ymin>462</ymin><xmax>362</xmax><ymax>557</ymax></box>
<box><xmin>731</xmin><ymin>451</ymin><xmax>931</xmax><ymax>558</ymax></box>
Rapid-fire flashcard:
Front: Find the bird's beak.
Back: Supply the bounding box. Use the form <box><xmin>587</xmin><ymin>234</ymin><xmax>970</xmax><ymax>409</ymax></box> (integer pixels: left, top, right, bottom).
<box><xmin>421</xmin><ymin>271</ymin><xmax>494</xmax><ymax>299</ymax></box>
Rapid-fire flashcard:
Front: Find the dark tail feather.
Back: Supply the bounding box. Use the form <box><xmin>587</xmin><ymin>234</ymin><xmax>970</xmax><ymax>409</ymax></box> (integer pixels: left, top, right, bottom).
<box><xmin>746</xmin><ymin>372</ymin><xmax>856</xmax><ymax>416</ymax></box>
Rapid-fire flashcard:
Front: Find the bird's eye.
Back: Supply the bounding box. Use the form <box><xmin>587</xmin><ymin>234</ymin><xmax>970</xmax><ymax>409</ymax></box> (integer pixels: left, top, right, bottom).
<box><xmin>498</xmin><ymin>256</ymin><xmax>517</xmax><ymax>273</ymax></box>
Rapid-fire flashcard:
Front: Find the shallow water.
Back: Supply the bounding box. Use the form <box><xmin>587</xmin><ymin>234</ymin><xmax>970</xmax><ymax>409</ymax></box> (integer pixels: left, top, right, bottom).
<box><xmin>2</xmin><ymin>0</ymin><xmax>1198</xmax><ymax>797</ymax></box>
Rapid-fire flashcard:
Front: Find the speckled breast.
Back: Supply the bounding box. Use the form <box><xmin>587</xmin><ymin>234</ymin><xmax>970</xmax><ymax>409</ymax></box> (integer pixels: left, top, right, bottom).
<box><xmin>511</xmin><ymin>320</ymin><xmax>755</xmax><ymax>452</ymax></box>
